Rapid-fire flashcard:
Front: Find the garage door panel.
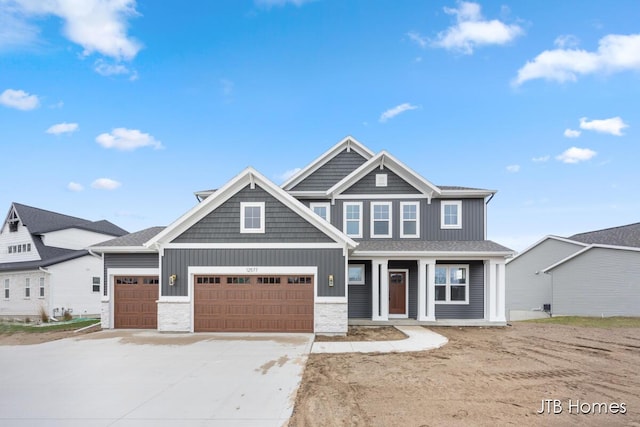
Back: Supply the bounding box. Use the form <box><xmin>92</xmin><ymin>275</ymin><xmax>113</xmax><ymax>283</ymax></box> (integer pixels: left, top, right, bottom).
<box><xmin>114</xmin><ymin>276</ymin><xmax>158</xmax><ymax>329</ymax></box>
<box><xmin>194</xmin><ymin>274</ymin><xmax>314</xmax><ymax>332</ymax></box>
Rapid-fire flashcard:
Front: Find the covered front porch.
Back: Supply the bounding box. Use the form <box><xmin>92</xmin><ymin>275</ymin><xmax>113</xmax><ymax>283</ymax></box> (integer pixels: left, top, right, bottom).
<box><xmin>347</xmin><ymin>252</ymin><xmax>508</xmax><ymax>324</ymax></box>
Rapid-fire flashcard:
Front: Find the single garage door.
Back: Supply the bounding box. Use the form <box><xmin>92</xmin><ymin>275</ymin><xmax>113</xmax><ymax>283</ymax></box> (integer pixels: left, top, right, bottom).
<box><xmin>194</xmin><ymin>274</ymin><xmax>314</xmax><ymax>332</ymax></box>
<box><xmin>114</xmin><ymin>276</ymin><xmax>159</xmax><ymax>329</ymax></box>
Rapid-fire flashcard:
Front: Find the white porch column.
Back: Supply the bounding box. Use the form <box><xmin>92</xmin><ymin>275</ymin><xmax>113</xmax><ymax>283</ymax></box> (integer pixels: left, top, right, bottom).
<box><xmin>372</xmin><ymin>259</ymin><xmax>382</xmax><ymax>320</ymax></box>
<box><xmin>380</xmin><ymin>260</ymin><xmax>389</xmax><ymax>321</ymax></box>
<box><xmin>426</xmin><ymin>259</ymin><xmax>436</xmax><ymax>321</ymax></box>
<box><xmin>487</xmin><ymin>259</ymin><xmax>498</xmax><ymax>321</ymax></box>
<box><xmin>496</xmin><ymin>261</ymin><xmax>506</xmax><ymax>322</ymax></box>
<box><xmin>417</xmin><ymin>259</ymin><xmax>426</xmax><ymax>321</ymax></box>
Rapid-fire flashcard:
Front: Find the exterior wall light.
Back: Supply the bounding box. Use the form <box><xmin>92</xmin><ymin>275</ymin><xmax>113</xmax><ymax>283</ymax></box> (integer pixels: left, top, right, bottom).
<box><xmin>169</xmin><ymin>274</ymin><xmax>177</xmax><ymax>286</ymax></box>
<box><xmin>328</xmin><ymin>274</ymin><xmax>334</xmax><ymax>287</ymax></box>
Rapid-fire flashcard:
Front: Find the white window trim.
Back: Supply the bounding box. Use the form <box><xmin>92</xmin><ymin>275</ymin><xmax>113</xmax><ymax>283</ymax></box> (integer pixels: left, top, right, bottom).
<box><xmin>240</xmin><ymin>202</ymin><xmax>265</xmax><ymax>234</ymax></box>
<box><xmin>343</xmin><ymin>202</ymin><xmax>363</xmax><ymax>238</ymax></box>
<box><xmin>434</xmin><ymin>264</ymin><xmax>469</xmax><ymax>305</ymax></box>
<box><xmin>441</xmin><ymin>200</ymin><xmax>462</xmax><ymax>229</ymax></box>
<box><xmin>309</xmin><ymin>202</ymin><xmax>331</xmax><ymax>222</ymax></box>
<box><xmin>348</xmin><ymin>264</ymin><xmax>365</xmax><ymax>285</ymax></box>
<box><xmin>400</xmin><ymin>201</ymin><xmax>420</xmax><ymax>238</ymax></box>
<box><xmin>370</xmin><ymin>201</ymin><xmax>392</xmax><ymax>238</ymax></box>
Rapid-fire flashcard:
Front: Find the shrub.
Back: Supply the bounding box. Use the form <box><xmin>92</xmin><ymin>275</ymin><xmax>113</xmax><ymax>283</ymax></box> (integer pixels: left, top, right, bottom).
<box><xmin>38</xmin><ymin>305</ymin><xmax>49</xmax><ymax>323</ymax></box>
<box><xmin>63</xmin><ymin>310</ymin><xmax>73</xmax><ymax>321</ymax></box>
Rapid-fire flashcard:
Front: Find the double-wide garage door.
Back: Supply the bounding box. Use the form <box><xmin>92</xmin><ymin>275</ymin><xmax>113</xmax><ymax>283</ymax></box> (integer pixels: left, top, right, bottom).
<box><xmin>194</xmin><ymin>274</ymin><xmax>314</xmax><ymax>332</ymax></box>
<box><xmin>114</xmin><ymin>276</ymin><xmax>159</xmax><ymax>329</ymax></box>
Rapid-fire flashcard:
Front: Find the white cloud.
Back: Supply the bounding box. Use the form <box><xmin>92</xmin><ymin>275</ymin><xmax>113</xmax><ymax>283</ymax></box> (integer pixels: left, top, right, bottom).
<box><xmin>67</xmin><ymin>182</ymin><xmax>84</xmax><ymax>192</ymax></box>
<box><xmin>407</xmin><ymin>31</ymin><xmax>428</xmax><ymax>48</ymax></box>
<box><xmin>532</xmin><ymin>155</ymin><xmax>550</xmax><ymax>163</ymax></box>
<box><xmin>506</xmin><ymin>164</ymin><xmax>520</xmax><ymax>173</ymax></box>
<box><xmin>91</xmin><ymin>178</ymin><xmax>121</xmax><ymax>190</ymax></box>
<box><xmin>514</xmin><ymin>33</ymin><xmax>640</xmax><ymax>85</ymax></box>
<box><xmin>46</xmin><ymin>122</ymin><xmax>78</xmax><ymax>135</ymax></box>
<box><xmin>554</xmin><ymin>34</ymin><xmax>580</xmax><ymax>49</ymax></box>
<box><xmin>556</xmin><ymin>147</ymin><xmax>597</xmax><ymax>164</ymax></box>
<box><xmin>0</xmin><ymin>5</ymin><xmax>40</xmax><ymax>50</ymax></box>
<box><xmin>432</xmin><ymin>1</ymin><xmax>523</xmax><ymax>54</ymax></box>
<box><xmin>96</xmin><ymin>128</ymin><xmax>163</xmax><ymax>151</ymax></box>
<box><xmin>8</xmin><ymin>0</ymin><xmax>142</xmax><ymax>61</ymax></box>
<box><xmin>255</xmin><ymin>0</ymin><xmax>315</xmax><ymax>7</ymax></box>
<box><xmin>278</xmin><ymin>167</ymin><xmax>302</xmax><ymax>183</ymax></box>
<box><xmin>0</xmin><ymin>88</ymin><xmax>39</xmax><ymax>110</ymax></box>
<box><xmin>579</xmin><ymin>116</ymin><xmax>628</xmax><ymax>136</ymax></box>
<box><xmin>379</xmin><ymin>103</ymin><xmax>419</xmax><ymax>123</ymax></box>
<box><xmin>94</xmin><ymin>59</ymin><xmax>134</xmax><ymax>77</ymax></box>
<box><xmin>563</xmin><ymin>128</ymin><xmax>581</xmax><ymax>138</ymax></box>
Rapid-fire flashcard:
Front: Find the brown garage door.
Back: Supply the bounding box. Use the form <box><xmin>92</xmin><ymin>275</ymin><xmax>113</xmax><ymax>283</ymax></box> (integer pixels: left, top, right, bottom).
<box><xmin>114</xmin><ymin>276</ymin><xmax>159</xmax><ymax>329</ymax></box>
<box><xmin>194</xmin><ymin>274</ymin><xmax>314</xmax><ymax>332</ymax></box>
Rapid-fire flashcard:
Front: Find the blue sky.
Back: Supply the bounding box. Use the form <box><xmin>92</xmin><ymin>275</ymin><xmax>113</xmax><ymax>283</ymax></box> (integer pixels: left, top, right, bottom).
<box><xmin>1</xmin><ymin>0</ymin><xmax>639</xmax><ymax>252</ymax></box>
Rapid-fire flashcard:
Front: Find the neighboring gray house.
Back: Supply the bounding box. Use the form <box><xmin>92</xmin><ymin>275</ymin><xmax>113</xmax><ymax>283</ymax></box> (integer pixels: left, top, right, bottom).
<box><xmin>0</xmin><ymin>203</ymin><xmax>127</xmax><ymax>319</ymax></box>
<box><xmin>506</xmin><ymin>223</ymin><xmax>640</xmax><ymax>320</ymax></box>
<box><xmin>92</xmin><ymin>137</ymin><xmax>513</xmax><ymax>334</ymax></box>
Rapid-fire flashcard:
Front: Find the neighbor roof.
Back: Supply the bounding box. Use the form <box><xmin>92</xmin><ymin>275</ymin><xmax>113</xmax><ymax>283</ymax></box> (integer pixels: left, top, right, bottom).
<box><xmin>11</xmin><ymin>203</ymin><xmax>127</xmax><ymax>236</ymax></box>
<box><xmin>91</xmin><ymin>226</ymin><xmax>165</xmax><ymax>253</ymax></box>
<box><xmin>569</xmin><ymin>222</ymin><xmax>640</xmax><ymax>248</ymax></box>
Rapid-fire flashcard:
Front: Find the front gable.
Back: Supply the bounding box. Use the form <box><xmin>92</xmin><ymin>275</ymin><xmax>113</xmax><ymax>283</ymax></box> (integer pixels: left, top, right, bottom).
<box><xmin>173</xmin><ymin>185</ymin><xmax>334</xmax><ymax>243</ymax></box>
<box><xmin>0</xmin><ymin>205</ymin><xmax>40</xmax><ymax>264</ymax></box>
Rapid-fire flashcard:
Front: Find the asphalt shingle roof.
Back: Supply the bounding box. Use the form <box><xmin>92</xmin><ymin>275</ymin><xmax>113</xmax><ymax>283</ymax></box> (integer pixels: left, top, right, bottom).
<box><xmin>93</xmin><ymin>226</ymin><xmax>165</xmax><ymax>247</ymax></box>
<box><xmin>569</xmin><ymin>222</ymin><xmax>640</xmax><ymax>248</ymax></box>
<box><xmin>13</xmin><ymin>203</ymin><xmax>127</xmax><ymax>236</ymax></box>
<box><xmin>354</xmin><ymin>240</ymin><xmax>514</xmax><ymax>254</ymax></box>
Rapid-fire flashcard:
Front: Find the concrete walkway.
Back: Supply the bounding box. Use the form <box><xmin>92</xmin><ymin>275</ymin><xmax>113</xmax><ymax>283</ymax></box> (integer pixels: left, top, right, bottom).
<box><xmin>311</xmin><ymin>326</ymin><xmax>448</xmax><ymax>354</ymax></box>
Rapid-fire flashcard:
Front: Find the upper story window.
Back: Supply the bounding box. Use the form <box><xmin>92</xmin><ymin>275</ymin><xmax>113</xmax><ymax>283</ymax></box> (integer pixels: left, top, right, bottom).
<box><xmin>310</xmin><ymin>202</ymin><xmax>330</xmax><ymax>222</ymax></box>
<box><xmin>343</xmin><ymin>202</ymin><xmax>363</xmax><ymax>238</ymax></box>
<box><xmin>240</xmin><ymin>202</ymin><xmax>265</xmax><ymax>233</ymax></box>
<box><xmin>8</xmin><ymin>243</ymin><xmax>31</xmax><ymax>254</ymax></box>
<box><xmin>435</xmin><ymin>265</ymin><xmax>469</xmax><ymax>304</ymax></box>
<box><xmin>400</xmin><ymin>202</ymin><xmax>420</xmax><ymax>238</ymax></box>
<box><xmin>441</xmin><ymin>201</ymin><xmax>462</xmax><ymax>229</ymax></box>
<box><xmin>370</xmin><ymin>202</ymin><xmax>392</xmax><ymax>238</ymax></box>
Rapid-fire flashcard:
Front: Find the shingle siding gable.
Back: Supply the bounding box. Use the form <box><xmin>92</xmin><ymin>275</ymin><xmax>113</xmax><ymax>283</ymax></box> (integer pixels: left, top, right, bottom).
<box><xmin>291</xmin><ymin>149</ymin><xmax>367</xmax><ymax>191</ymax></box>
<box><xmin>173</xmin><ymin>185</ymin><xmax>334</xmax><ymax>243</ymax></box>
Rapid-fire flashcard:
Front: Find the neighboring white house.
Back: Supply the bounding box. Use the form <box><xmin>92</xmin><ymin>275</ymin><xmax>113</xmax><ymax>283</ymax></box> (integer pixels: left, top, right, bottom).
<box><xmin>506</xmin><ymin>223</ymin><xmax>640</xmax><ymax>320</ymax></box>
<box><xmin>0</xmin><ymin>203</ymin><xmax>127</xmax><ymax>319</ymax></box>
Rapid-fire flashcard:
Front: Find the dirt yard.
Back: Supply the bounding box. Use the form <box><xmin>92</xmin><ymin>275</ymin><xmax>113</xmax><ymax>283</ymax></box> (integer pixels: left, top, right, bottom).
<box><xmin>291</xmin><ymin>323</ymin><xmax>640</xmax><ymax>426</ymax></box>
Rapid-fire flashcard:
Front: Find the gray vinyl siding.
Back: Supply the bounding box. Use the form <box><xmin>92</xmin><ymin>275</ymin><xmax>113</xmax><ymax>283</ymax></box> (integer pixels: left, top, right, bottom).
<box><xmin>435</xmin><ymin>261</ymin><xmax>484</xmax><ymax>319</ymax></box>
<box><xmin>174</xmin><ymin>185</ymin><xmax>333</xmax><ymax>243</ymax></box>
<box><xmin>348</xmin><ymin>261</ymin><xmax>371</xmax><ymax>318</ymax></box>
<box><xmin>505</xmin><ymin>238</ymin><xmax>583</xmax><ymax>317</ymax></box>
<box><xmin>291</xmin><ymin>149</ymin><xmax>367</xmax><ymax>191</ymax></box>
<box><xmin>161</xmin><ymin>248</ymin><xmax>345</xmax><ymax>297</ymax></box>
<box><xmin>424</xmin><ymin>199</ymin><xmax>485</xmax><ymax>241</ymax></box>
<box><xmin>327</xmin><ymin>198</ymin><xmax>484</xmax><ymax>241</ymax></box>
<box><xmin>550</xmin><ymin>248</ymin><xmax>640</xmax><ymax>317</ymax></box>
<box><xmin>103</xmin><ymin>253</ymin><xmax>159</xmax><ymax>296</ymax></box>
<box><xmin>342</xmin><ymin>167</ymin><xmax>421</xmax><ymax>194</ymax></box>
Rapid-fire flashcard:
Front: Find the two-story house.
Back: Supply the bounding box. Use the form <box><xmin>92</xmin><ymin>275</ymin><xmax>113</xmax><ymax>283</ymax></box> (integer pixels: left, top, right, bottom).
<box><xmin>92</xmin><ymin>137</ymin><xmax>513</xmax><ymax>334</ymax></box>
<box><xmin>0</xmin><ymin>203</ymin><xmax>127</xmax><ymax>319</ymax></box>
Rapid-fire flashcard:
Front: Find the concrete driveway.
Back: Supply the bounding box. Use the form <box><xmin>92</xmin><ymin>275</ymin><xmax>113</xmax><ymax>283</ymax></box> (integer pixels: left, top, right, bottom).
<box><xmin>0</xmin><ymin>330</ymin><xmax>314</xmax><ymax>426</ymax></box>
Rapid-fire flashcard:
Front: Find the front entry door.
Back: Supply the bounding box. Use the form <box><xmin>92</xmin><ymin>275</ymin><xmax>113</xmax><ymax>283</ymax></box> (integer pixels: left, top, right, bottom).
<box><xmin>389</xmin><ymin>271</ymin><xmax>407</xmax><ymax>316</ymax></box>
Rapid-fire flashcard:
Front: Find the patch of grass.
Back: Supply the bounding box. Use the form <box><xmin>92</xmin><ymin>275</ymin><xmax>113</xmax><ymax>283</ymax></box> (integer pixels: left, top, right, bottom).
<box><xmin>524</xmin><ymin>316</ymin><xmax>640</xmax><ymax>328</ymax></box>
<box><xmin>0</xmin><ymin>318</ymin><xmax>100</xmax><ymax>334</ymax></box>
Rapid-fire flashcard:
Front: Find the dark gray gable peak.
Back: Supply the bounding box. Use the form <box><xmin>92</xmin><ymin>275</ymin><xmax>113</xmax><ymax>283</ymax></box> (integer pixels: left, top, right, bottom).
<box><xmin>146</xmin><ymin>167</ymin><xmax>357</xmax><ymax>249</ymax></box>
<box><xmin>326</xmin><ymin>151</ymin><xmax>441</xmax><ymax>201</ymax></box>
<box><xmin>282</xmin><ymin>136</ymin><xmax>375</xmax><ymax>192</ymax></box>
<box><xmin>8</xmin><ymin>202</ymin><xmax>127</xmax><ymax>236</ymax></box>
<box><xmin>570</xmin><ymin>222</ymin><xmax>640</xmax><ymax>248</ymax></box>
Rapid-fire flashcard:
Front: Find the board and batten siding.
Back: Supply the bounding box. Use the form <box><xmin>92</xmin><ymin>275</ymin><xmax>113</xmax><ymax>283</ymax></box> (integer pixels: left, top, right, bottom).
<box><xmin>291</xmin><ymin>149</ymin><xmax>367</xmax><ymax>191</ymax></box>
<box><xmin>162</xmin><ymin>248</ymin><xmax>346</xmax><ymax>297</ymax></box>
<box><xmin>173</xmin><ymin>185</ymin><xmax>333</xmax><ymax>243</ymax></box>
<box><xmin>435</xmin><ymin>261</ymin><xmax>484</xmax><ymax>319</ymax></box>
<box><xmin>505</xmin><ymin>238</ymin><xmax>584</xmax><ymax>314</ymax></box>
<box><xmin>103</xmin><ymin>253</ymin><xmax>159</xmax><ymax>296</ymax></box>
<box><xmin>342</xmin><ymin>166</ymin><xmax>421</xmax><ymax>194</ymax></box>
<box><xmin>551</xmin><ymin>247</ymin><xmax>640</xmax><ymax>317</ymax></box>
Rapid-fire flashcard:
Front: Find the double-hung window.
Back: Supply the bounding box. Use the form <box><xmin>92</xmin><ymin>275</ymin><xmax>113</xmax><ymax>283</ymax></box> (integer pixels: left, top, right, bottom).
<box><xmin>434</xmin><ymin>265</ymin><xmax>469</xmax><ymax>304</ymax></box>
<box><xmin>400</xmin><ymin>202</ymin><xmax>419</xmax><ymax>238</ymax></box>
<box><xmin>343</xmin><ymin>202</ymin><xmax>363</xmax><ymax>238</ymax></box>
<box><xmin>39</xmin><ymin>277</ymin><xmax>45</xmax><ymax>298</ymax></box>
<box><xmin>441</xmin><ymin>201</ymin><xmax>462</xmax><ymax>229</ymax></box>
<box><xmin>370</xmin><ymin>202</ymin><xmax>392</xmax><ymax>238</ymax></box>
<box><xmin>310</xmin><ymin>202</ymin><xmax>330</xmax><ymax>222</ymax></box>
<box><xmin>240</xmin><ymin>202</ymin><xmax>265</xmax><ymax>233</ymax></box>
<box><xmin>25</xmin><ymin>278</ymin><xmax>30</xmax><ymax>298</ymax></box>
<box><xmin>4</xmin><ymin>279</ymin><xmax>9</xmax><ymax>299</ymax></box>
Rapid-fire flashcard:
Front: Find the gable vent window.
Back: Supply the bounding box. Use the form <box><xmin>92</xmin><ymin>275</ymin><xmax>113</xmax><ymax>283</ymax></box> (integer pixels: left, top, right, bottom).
<box><xmin>8</xmin><ymin>210</ymin><xmax>19</xmax><ymax>232</ymax></box>
<box><xmin>375</xmin><ymin>174</ymin><xmax>388</xmax><ymax>187</ymax></box>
